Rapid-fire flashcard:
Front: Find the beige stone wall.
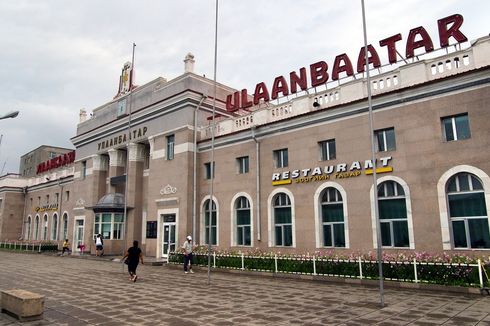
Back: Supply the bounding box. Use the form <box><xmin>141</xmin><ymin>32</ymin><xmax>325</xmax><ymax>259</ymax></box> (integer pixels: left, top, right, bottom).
<box><xmin>196</xmin><ymin>84</ymin><xmax>490</xmax><ymax>255</ymax></box>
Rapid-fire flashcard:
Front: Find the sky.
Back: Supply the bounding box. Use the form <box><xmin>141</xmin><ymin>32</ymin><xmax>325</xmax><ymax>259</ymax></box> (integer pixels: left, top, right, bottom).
<box><xmin>0</xmin><ymin>0</ymin><xmax>488</xmax><ymax>175</ymax></box>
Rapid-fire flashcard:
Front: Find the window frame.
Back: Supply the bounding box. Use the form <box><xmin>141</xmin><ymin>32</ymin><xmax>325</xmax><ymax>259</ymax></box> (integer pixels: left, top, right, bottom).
<box><xmin>203</xmin><ymin>199</ymin><xmax>217</xmax><ymax>245</ymax></box>
<box><xmin>319</xmin><ymin>139</ymin><xmax>336</xmax><ymax>161</ymax></box>
<box><xmin>166</xmin><ymin>134</ymin><xmax>175</xmax><ymax>160</ymax></box>
<box><xmin>204</xmin><ymin>162</ymin><xmax>215</xmax><ymax>180</ymax></box>
<box><xmin>273</xmin><ymin>193</ymin><xmax>293</xmax><ymax>247</ymax></box>
<box><xmin>447</xmin><ymin>172</ymin><xmax>489</xmax><ymax>249</ymax></box>
<box><xmin>377</xmin><ymin>180</ymin><xmax>409</xmax><ymax>248</ymax></box>
<box><xmin>235</xmin><ymin>196</ymin><xmax>251</xmax><ymax>246</ymax></box>
<box><xmin>51</xmin><ymin>213</ymin><xmax>58</xmax><ymax>241</ymax></box>
<box><xmin>93</xmin><ymin>213</ymin><xmax>125</xmax><ymax>240</ymax></box>
<box><xmin>236</xmin><ymin>156</ymin><xmax>249</xmax><ymax>174</ymax></box>
<box><xmin>374</xmin><ymin>127</ymin><xmax>396</xmax><ymax>152</ymax></box>
<box><xmin>321</xmin><ymin>187</ymin><xmax>345</xmax><ymax>248</ymax></box>
<box><xmin>273</xmin><ymin>148</ymin><xmax>289</xmax><ymax>168</ymax></box>
<box><xmin>441</xmin><ymin>113</ymin><xmax>471</xmax><ymax>142</ymax></box>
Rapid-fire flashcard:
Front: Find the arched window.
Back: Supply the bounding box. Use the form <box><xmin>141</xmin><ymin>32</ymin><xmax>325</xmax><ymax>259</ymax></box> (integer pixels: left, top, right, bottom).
<box><xmin>25</xmin><ymin>216</ymin><xmax>32</xmax><ymax>240</ymax></box>
<box><xmin>34</xmin><ymin>215</ymin><xmax>40</xmax><ymax>240</ymax></box>
<box><xmin>51</xmin><ymin>213</ymin><xmax>58</xmax><ymax>240</ymax></box>
<box><xmin>273</xmin><ymin>193</ymin><xmax>292</xmax><ymax>246</ymax></box>
<box><xmin>447</xmin><ymin>173</ymin><xmax>490</xmax><ymax>248</ymax></box>
<box><xmin>321</xmin><ymin>188</ymin><xmax>345</xmax><ymax>247</ymax></box>
<box><xmin>62</xmin><ymin>213</ymin><xmax>68</xmax><ymax>240</ymax></box>
<box><xmin>204</xmin><ymin>199</ymin><xmax>217</xmax><ymax>245</ymax></box>
<box><xmin>378</xmin><ymin>181</ymin><xmax>409</xmax><ymax>247</ymax></box>
<box><xmin>235</xmin><ymin>196</ymin><xmax>251</xmax><ymax>246</ymax></box>
<box><xmin>42</xmin><ymin>215</ymin><xmax>49</xmax><ymax>240</ymax></box>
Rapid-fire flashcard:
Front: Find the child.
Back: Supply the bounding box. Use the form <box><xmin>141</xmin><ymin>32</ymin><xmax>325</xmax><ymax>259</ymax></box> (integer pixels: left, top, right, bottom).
<box><xmin>62</xmin><ymin>239</ymin><xmax>71</xmax><ymax>255</ymax></box>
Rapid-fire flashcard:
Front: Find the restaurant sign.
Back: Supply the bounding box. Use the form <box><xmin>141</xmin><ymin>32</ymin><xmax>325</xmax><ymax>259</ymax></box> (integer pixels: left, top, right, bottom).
<box><xmin>272</xmin><ymin>157</ymin><xmax>393</xmax><ymax>186</ymax></box>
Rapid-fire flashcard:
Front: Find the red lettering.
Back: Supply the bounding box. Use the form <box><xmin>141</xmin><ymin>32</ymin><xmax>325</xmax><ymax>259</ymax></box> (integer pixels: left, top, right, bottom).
<box><xmin>438</xmin><ymin>14</ymin><xmax>467</xmax><ymax>48</ymax></box>
<box><xmin>357</xmin><ymin>45</ymin><xmax>381</xmax><ymax>73</ymax></box>
<box><xmin>241</xmin><ymin>89</ymin><xmax>253</xmax><ymax>109</ymax></box>
<box><xmin>226</xmin><ymin>92</ymin><xmax>240</xmax><ymax>112</ymax></box>
<box><xmin>37</xmin><ymin>163</ymin><xmax>45</xmax><ymax>174</ymax></box>
<box><xmin>310</xmin><ymin>61</ymin><xmax>329</xmax><ymax>87</ymax></box>
<box><xmin>253</xmin><ymin>82</ymin><xmax>270</xmax><ymax>105</ymax></box>
<box><xmin>289</xmin><ymin>68</ymin><xmax>307</xmax><ymax>93</ymax></box>
<box><xmin>332</xmin><ymin>53</ymin><xmax>354</xmax><ymax>80</ymax></box>
<box><xmin>406</xmin><ymin>26</ymin><xmax>434</xmax><ymax>58</ymax></box>
<box><xmin>271</xmin><ymin>76</ymin><xmax>289</xmax><ymax>100</ymax></box>
<box><xmin>379</xmin><ymin>34</ymin><xmax>402</xmax><ymax>64</ymax></box>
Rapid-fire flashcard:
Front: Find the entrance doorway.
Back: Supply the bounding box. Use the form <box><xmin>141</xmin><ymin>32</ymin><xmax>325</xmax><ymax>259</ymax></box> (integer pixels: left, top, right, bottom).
<box><xmin>161</xmin><ymin>214</ymin><xmax>176</xmax><ymax>258</ymax></box>
<box><xmin>74</xmin><ymin>219</ymin><xmax>85</xmax><ymax>252</ymax></box>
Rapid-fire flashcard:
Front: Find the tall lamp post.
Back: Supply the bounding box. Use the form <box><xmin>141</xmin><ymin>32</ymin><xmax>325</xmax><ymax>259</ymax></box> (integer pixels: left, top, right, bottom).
<box><xmin>0</xmin><ymin>111</ymin><xmax>19</xmax><ymax>120</ymax></box>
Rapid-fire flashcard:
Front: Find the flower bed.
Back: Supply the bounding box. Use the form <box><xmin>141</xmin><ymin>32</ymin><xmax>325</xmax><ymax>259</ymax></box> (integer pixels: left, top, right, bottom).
<box><xmin>169</xmin><ymin>248</ymin><xmax>488</xmax><ymax>288</ymax></box>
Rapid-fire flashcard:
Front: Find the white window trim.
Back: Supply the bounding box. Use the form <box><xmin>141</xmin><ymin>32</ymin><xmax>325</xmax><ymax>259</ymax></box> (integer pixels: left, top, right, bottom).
<box><xmin>313</xmin><ymin>182</ymin><xmax>350</xmax><ymax>249</ymax></box>
<box><xmin>437</xmin><ymin>165</ymin><xmax>490</xmax><ymax>250</ymax></box>
<box><xmin>370</xmin><ymin>176</ymin><xmax>414</xmax><ymax>249</ymax></box>
<box><xmin>61</xmin><ymin>211</ymin><xmax>69</xmax><ymax>241</ymax></box>
<box><xmin>42</xmin><ymin>214</ymin><xmax>49</xmax><ymax>240</ymax></box>
<box><xmin>200</xmin><ymin>195</ymin><xmax>219</xmax><ymax>246</ymax></box>
<box><xmin>34</xmin><ymin>214</ymin><xmax>40</xmax><ymax>240</ymax></box>
<box><xmin>25</xmin><ymin>215</ymin><xmax>32</xmax><ymax>240</ymax></box>
<box><xmin>51</xmin><ymin>213</ymin><xmax>58</xmax><ymax>241</ymax></box>
<box><xmin>230</xmin><ymin>192</ymin><xmax>254</xmax><ymax>247</ymax></box>
<box><xmin>267</xmin><ymin>188</ymin><xmax>296</xmax><ymax>248</ymax></box>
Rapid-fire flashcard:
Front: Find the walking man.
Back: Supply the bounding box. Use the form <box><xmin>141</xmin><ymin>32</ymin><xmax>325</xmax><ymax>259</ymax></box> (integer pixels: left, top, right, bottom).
<box><xmin>182</xmin><ymin>235</ymin><xmax>194</xmax><ymax>274</ymax></box>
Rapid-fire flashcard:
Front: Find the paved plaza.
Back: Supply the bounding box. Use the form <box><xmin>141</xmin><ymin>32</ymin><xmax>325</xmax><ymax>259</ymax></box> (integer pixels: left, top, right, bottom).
<box><xmin>0</xmin><ymin>251</ymin><xmax>489</xmax><ymax>325</ymax></box>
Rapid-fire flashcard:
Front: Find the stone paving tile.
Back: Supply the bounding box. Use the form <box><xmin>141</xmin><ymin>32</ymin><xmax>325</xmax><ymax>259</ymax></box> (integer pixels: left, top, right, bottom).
<box><xmin>0</xmin><ymin>252</ymin><xmax>489</xmax><ymax>325</ymax></box>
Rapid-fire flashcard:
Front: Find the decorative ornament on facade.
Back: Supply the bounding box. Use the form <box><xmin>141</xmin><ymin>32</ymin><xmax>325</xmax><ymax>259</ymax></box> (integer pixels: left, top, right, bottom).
<box><xmin>114</xmin><ymin>61</ymin><xmax>134</xmax><ymax>99</ymax></box>
<box><xmin>75</xmin><ymin>198</ymin><xmax>86</xmax><ymax>207</ymax></box>
<box><xmin>160</xmin><ymin>184</ymin><xmax>177</xmax><ymax>195</ymax></box>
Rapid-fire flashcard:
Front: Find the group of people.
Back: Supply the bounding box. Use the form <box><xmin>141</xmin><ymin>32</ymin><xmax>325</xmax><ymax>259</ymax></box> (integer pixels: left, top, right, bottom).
<box><xmin>61</xmin><ymin>234</ymin><xmax>195</xmax><ymax>282</ymax></box>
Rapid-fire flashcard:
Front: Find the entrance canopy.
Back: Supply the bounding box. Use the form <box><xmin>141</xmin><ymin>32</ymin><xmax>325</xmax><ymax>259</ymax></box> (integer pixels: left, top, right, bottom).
<box><xmin>92</xmin><ymin>193</ymin><xmax>130</xmax><ymax>213</ymax></box>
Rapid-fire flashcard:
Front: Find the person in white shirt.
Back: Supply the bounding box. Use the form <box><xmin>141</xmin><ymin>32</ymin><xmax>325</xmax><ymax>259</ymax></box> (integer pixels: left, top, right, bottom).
<box><xmin>95</xmin><ymin>234</ymin><xmax>104</xmax><ymax>257</ymax></box>
<box><xmin>182</xmin><ymin>235</ymin><xmax>194</xmax><ymax>274</ymax></box>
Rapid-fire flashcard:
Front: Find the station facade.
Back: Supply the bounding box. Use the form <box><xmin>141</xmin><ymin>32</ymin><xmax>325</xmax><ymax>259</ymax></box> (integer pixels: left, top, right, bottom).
<box><xmin>1</xmin><ymin>18</ymin><xmax>489</xmax><ymax>258</ymax></box>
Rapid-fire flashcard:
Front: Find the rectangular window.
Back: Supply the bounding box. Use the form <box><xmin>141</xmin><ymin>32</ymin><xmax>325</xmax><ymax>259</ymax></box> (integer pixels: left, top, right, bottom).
<box><xmin>81</xmin><ymin>161</ymin><xmax>87</xmax><ymax>179</ymax></box>
<box><xmin>319</xmin><ymin>139</ymin><xmax>336</xmax><ymax>161</ymax></box>
<box><xmin>166</xmin><ymin>134</ymin><xmax>175</xmax><ymax>160</ymax></box>
<box><xmin>55</xmin><ymin>193</ymin><xmax>59</xmax><ymax>204</ymax></box>
<box><xmin>94</xmin><ymin>213</ymin><xmax>125</xmax><ymax>240</ymax></box>
<box><xmin>442</xmin><ymin>113</ymin><xmax>471</xmax><ymax>141</ymax></box>
<box><xmin>65</xmin><ymin>191</ymin><xmax>70</xmax><ymax>202</ymax></box>
<box><xmin>144</xmin><ymin>144</ymin><xmax>150</xmax><ymax>169</ymax></box>
<box><xmin>237</xmin><ymin>156</ymin><xmax>249</xmax><ymax>174</ymax></box>
<box><xmin>273</xmin><ymin>148</ymin><xmax>288</xmax><ymax>168</ymax></box>
<box><xmin>146</xmin><ymin>221</ymin><xmax>157</xmax><ymax>239</ymax></box>
<box><xmin>204</xmin><ymin>162</ymin><xmax>215</xmax><ymax>180</ymax></box>
<box><xmin>46</xmin><ymin>195</ymin><xmax>49</xmax><ymax>205</ymax></box>
<box><xmin>205</xmin><ymin>212</ymin><xmax>217</xmax><ymax>245</ymax></box>
<box><xmin>375</xmin><ymin>127</ymin><xmax>396</xmax><ymax>152</ymax></box>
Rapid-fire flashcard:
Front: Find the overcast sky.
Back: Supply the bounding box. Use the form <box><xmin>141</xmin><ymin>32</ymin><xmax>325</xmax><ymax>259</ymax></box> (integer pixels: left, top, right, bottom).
<box><xmin>0</xmin><ymin>0</ymin><xmax>488</xmax><ymax>175</ymax></box>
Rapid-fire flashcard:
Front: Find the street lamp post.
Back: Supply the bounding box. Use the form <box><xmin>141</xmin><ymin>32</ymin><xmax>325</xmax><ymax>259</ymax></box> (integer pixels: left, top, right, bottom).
<box><xmin>0</xmin><ymin>111</ymin><xmax>19</xmax><ymax>120</ymax></box>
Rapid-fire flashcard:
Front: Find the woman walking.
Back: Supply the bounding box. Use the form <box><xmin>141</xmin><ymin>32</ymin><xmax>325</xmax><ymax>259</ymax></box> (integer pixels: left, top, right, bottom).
<box><xmin>123</xmin><ymin>240</ymin><xmax>144</xmax><ymax>282</ymax></box>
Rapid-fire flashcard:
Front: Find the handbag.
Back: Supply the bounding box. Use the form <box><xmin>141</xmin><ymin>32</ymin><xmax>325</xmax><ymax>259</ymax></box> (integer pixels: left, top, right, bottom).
<box><xmin>124</xmin><ymin>258</ymin><xmax>129</xmax><ymax>265</ymax></box>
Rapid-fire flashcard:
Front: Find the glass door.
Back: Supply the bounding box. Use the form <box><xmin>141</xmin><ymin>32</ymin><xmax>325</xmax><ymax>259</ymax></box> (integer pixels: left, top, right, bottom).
<box><xmin>162</xmin><ymin>214</ymin><xmax>176</xmax><ymax>258</ymax></box>
<box><xmin>74</xmin><ymin>219</ymin><xmax>85</xmax><ymax>253</ymax></box>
